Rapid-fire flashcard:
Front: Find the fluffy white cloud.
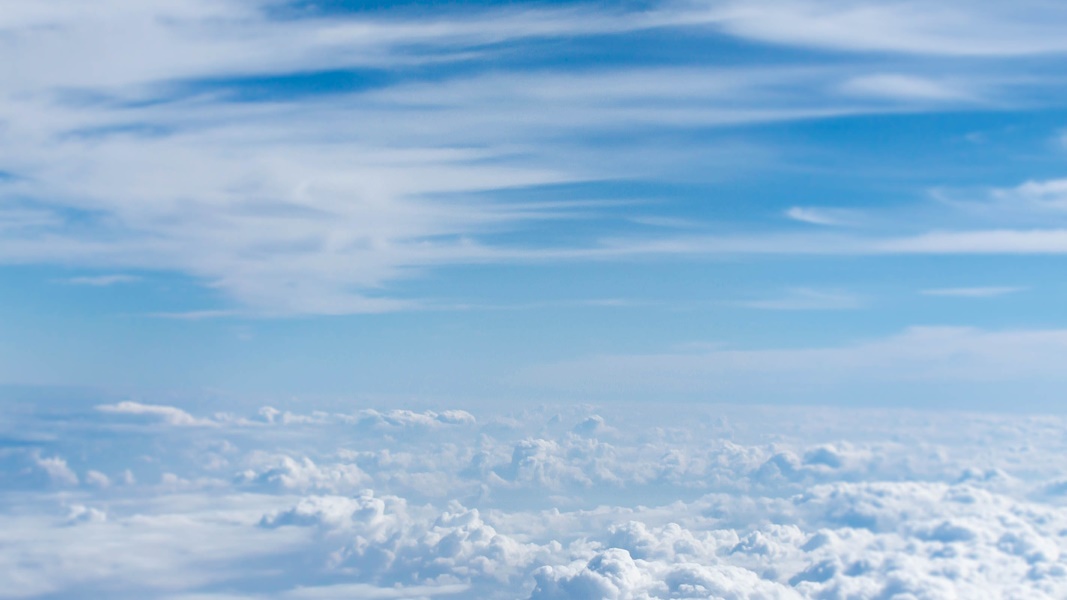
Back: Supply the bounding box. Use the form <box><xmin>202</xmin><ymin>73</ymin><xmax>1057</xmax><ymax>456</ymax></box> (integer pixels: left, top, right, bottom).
<box><xmin>237</xmin><ymin>453</ymin><xmax>368</xmax><ymax>492</ymax></box>
<box><xmin>261</xmin><ymin>490</ymin><xmax>553</xmax><ymax>587</ymax></box>
<box><xmin>33</xmin><ymin>454</ymin><xmax>79</xmax><ymax>486</ymax></box>
<box><xmin>531</xmin><ymin>547</ymin><xmax>802</xmax><ymax>600</ymax></box>
<box><xmin>7</xmin><ymin>398</ymin><xmax>1067</xmax><ymax>598</ymax></box>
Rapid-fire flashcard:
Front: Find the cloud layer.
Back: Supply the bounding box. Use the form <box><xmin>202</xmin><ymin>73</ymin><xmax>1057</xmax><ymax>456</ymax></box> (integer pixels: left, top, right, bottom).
<box><xmin>5</xmin><ymin>393</ymin><xmax>1067</xmax><ymax>598</ymax></box>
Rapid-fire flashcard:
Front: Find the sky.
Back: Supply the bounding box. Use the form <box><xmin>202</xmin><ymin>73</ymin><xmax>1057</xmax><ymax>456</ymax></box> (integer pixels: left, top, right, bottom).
<box><xmin>5</xmin><ymin>0</ymin><xmax>1067</xmax><ymax>408</ymax></box>
<box><xmin>12</xmin><ymin>4</ymin><xmax>1067</xmax><ymax>598</ymax></box>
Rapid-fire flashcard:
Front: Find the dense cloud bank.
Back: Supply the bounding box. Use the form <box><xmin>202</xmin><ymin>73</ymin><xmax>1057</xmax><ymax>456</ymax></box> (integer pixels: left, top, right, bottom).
<box><xmin>3</xmin><ymin>398</ymin><xmax>1067</xmax><ymax>598</ymax></box>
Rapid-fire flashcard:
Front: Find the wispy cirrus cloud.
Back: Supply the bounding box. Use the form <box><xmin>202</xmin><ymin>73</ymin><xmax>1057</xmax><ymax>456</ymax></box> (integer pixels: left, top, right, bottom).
<box><xmin>838</xmin><ymin>73</ymin><xmax>977</xmax><ymax>102</ymax></box>
<box><xmin>702</xmin><ymin>0</ymin><xmax>1067</xmax><ymax>56</ymax></box>
<box><xmin>62</xmin><ymin>274</ymin><xmax>140</xmax><ymax>286</ymax></box>
<box><xmin>739</xmin><ymin>288</ymin><xmax>862</xmax><ymax>311</ymax></box>
<box><xmin>3</xmin><ymin>0</ymin><xmax>1067</xmax><ymax>315</ymax></box>
<box><xmin>921</xmin><ymin>286</ymin><xmax>1026</xmax><ymax>298</ymax></box>
<box><xmin>784</xmin><ymin>207</ymin><xmax>861</xmax><ymax>227</ymax></box>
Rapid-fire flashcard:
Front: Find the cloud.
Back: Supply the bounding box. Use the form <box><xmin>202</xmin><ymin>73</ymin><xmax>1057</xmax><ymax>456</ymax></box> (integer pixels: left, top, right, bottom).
<box><xmin>739</xmin><ymin>288</ymin><xmax>862</xmax><ymax>311</ymax></box>
<box><xmin>62</xmin><ymin>274</ymin><xmax>141</xmax><ymax>286</ymax></box>
<box><xmin>10</xmin><ymin>392</ymin><xmax>1067</xmax><ymax>597</ymax></box>
<box><xmin>237</xmin><ymin>453</ymin><xmax>368</xmax><ymax>492</ymax></box>
<box><xmin>704</xmin><ymin>0</ymin><xmax>1067</xmax><ymax>56</ymax></box>
<box><xmin>33</xmin><ymin>454</ymin><xmax>79</xmax><ymax>486</ymax></box>
<box><xmin>259</xmin><ymin>491</ymin><xmax>404</xmax><ymax>530</ymax></box>
<box><xmin>347</xmin><ymin>409</ymin><xmax>478</xmax><ymax>429</ymax></box>
<box><xmin>933</xmin><ymin>178</ymin><xmax>1067</xmax><ymax>226</ymax></box>
<box><xmin>280</xmin><ymin>583</ymin><xmax>471</xmax><ymax>599</ymax></box>
<box><xmin>96</xmin><ymin>401</ymin><xmax>215</xmax><ymax>426</ymax></box>
<box><xmin>1</xmin><ymin>1</ymin><xmax>1061</xmax><ymax>314</ymax></box>
<box><xmin>576</xmin><ymin>227</ymin><xmax>1067</xmax><ymax>260</ymax></box>
<box><xmin>85</xmin><ymin>470</ymin><xmax>112</xmax><ymax>488</ymax></box>
<box><xmin>66</xmin><ymin>504</ymin><xmax>107</xmax><ymax>525</ymax></box>
<box><xmin>877</xmin><ymin>228</ymin><xmax>1067</xmax><ymax>253</ymax></box>
<box><xmin>995</xmin><ymin>178</ymin><xmax>1067</xmax><ymax>212</ymax></box>
<box><xmin>921</xmin><ymin>286</ymin><xmax>1025</xmax><ymax>297</ymax></box>
<box><xmin>838</xmin><ymin>74</ymin><xmax>974</xmax><ymax>101</ymax></box>
<box><xmin>530</xmin><ymin>547</ymin><xmax>802</xmax><ymax>599</ymax></box>
<box><xmin>783</xmin><ymin>207</ymin><xmax>858</xmax><ymax>227</ymax></box>
<box><xmin>262</xmin><ymin>490</ymin><xmax>549</xmax><ymax>587</ymax></box>
<box><xmin>514</xmin><ymin>326</ymin><xmax>1067</xmax><ymax>398</ymax></box>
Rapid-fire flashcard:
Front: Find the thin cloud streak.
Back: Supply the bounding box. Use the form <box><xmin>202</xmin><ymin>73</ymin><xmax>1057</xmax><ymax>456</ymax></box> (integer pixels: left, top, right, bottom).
<box><xmin>514</xmin><ymin>326</ymin><xmax>1067</xmax><ymax>397</ymax></box>
<box><xmin>784</xmin><ymin>207</ymin><xmax>859</xmax><ymax>227</ymax></box>
<box><xmin>739</xmin><ymin>288</ymin><xmax>862</xmax><ymax>311</ymax></box>
<box><xmin>703</xmin><ymin>0</ymin><xmax>1067</xmax><ymax>57</ymax></box>
<box><xmin>62</xmin><ymin>274</ymin><xmax>141</xmax><ymax>287</ymax></box>
<box><xmin>921</xmin><ymin>286</ymin><xmax>1026</xmax><ymax>298</ymax></box>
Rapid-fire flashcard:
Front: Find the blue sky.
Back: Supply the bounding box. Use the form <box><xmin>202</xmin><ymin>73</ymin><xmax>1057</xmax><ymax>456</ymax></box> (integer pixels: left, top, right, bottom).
<box><xmin>5</xmin><ymin>0</ymin><xmax>1067</xmax><ymax>407</ymax></box>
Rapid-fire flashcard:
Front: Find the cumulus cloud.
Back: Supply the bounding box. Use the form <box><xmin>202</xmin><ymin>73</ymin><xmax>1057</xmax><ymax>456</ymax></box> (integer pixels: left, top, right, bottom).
<box><xmin>262</xmin><ymin>491</ymin><xmax>550</xmax><ymax>587</ymax></box>
<box><xmin>33</xmin><ymin>454</ymin><xmax>79</xmax><ymax>486</ymax></box>
<box><xmin>237</xmin><ymin>453</ymin><xmax>368</xmax><ymax>492</ymax></box>
<box><xmin>347</xmin><ymin>409</ymin><xmax>478</xmax><ymax>429</ymax></box>
<box><xmin>65</xmin><ymin>504</ymin><xmax>107</xmax><ymax>525</ymax></box>
<box><xmin>8</xmin><ymin>395</ymin><xmax>1067</xmax><ymax>598</ymax></box>
<box><xmin>85</xmin><ymin>470</ymin><xmax>111</xmax><ymax>488</ymax></box>
<box><xmin>531</xmin><ymin>547</ymin><xmax>801</xmax><ymax>600</ymax></box>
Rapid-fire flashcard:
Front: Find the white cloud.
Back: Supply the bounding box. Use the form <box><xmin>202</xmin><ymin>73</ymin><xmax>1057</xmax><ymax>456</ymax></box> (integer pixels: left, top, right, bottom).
<box><xmin>85</xmin><ymin>470</ymin><xmax>112</xmax><ymax>488</ymax></box>
<box><xmin>839</xmin><ymin>74</ymin><xmax>974</xmax><ymax>101</ymax></box>
<box><xmin>877</xmin><ymin>228</ymin><xmax>1067</xmax><ymax>253</ymax></box>
<box><xmin>33</xmin><ymin>454</ymin><xmax>79</xmax><ymax>486</ymax></box>
<box><xmin>0</xmin><ymin>0</ymin><xmax>1059</xmax><ymax>314</ymax></box>
<box><xmin>8</xmin><ymin>396</ymin><xmax>1067</xmax><ymax>597</ymax></box>
<box><xmin>565</xmin><ymin>227</ymin><xmax>1067</xmax><ymax>260</ymax></box>
<box><xmin>933</xmin><ymin>178</ymin><xmax>1067</xmax><ymax>226</ymax></box>
<box><xmin>280</xmin><ymin>583</ymin><xmax>471</xmax><ymax>599</ymax></box>
<box><xmin>783</xmin><ymin>207</ymin><xmax>858</xmax><ymax>227</ymax></box>
<box><xmin>530</xmin><ymin>547</ymin><xmax>802</xmax><ymax>599</ymax></box>
<box><xmin>921</xmin><ymin>286</ymin><xmax>1025</xmax><ymax>297</ymax></box>
<box><xmin>347</xmin><ymin>409</ymin><xmax>478</xmax><ymax>429</ymax></box>
<box><xmin>703</xmin><ymin>0</ymin><xmax>1067</xmax><ymax>56</ymax></box>
<box><xmin>96</xmin><ymin>401</ymin><xmax>215</xmax><ymax>426</ymax></box>
<box><xmin>66</xmin><ymin>504</ymin><xmax>107</xmax><ymax>525</ymax></box>
<box><xmin>515</xmin><ymin>326</ymin><xmax>1067</xmax><ymax>396</ymax></box>
<box><xmin>262</xmin><ymin>490</ymin><xmax>551</xmax><ymax>587</ymax></box>
<box><xmin>739</xmin><ymin>288</ymin><xmax>862</xmax><ymax>311</ymax></box>
<box><xmin>62</xmin><ymin>274</ymin><xmax>141</xmax><ymax>286</ymax></box>
<box><xmin>237</xmin><ymin>453</ymin><xmax>368</xmax><ymax>493</ymax></box>
<box><xmin>996</xmin><ymin>178</ymin><xmax>1067</xmax><ymax>212</ymax></box>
